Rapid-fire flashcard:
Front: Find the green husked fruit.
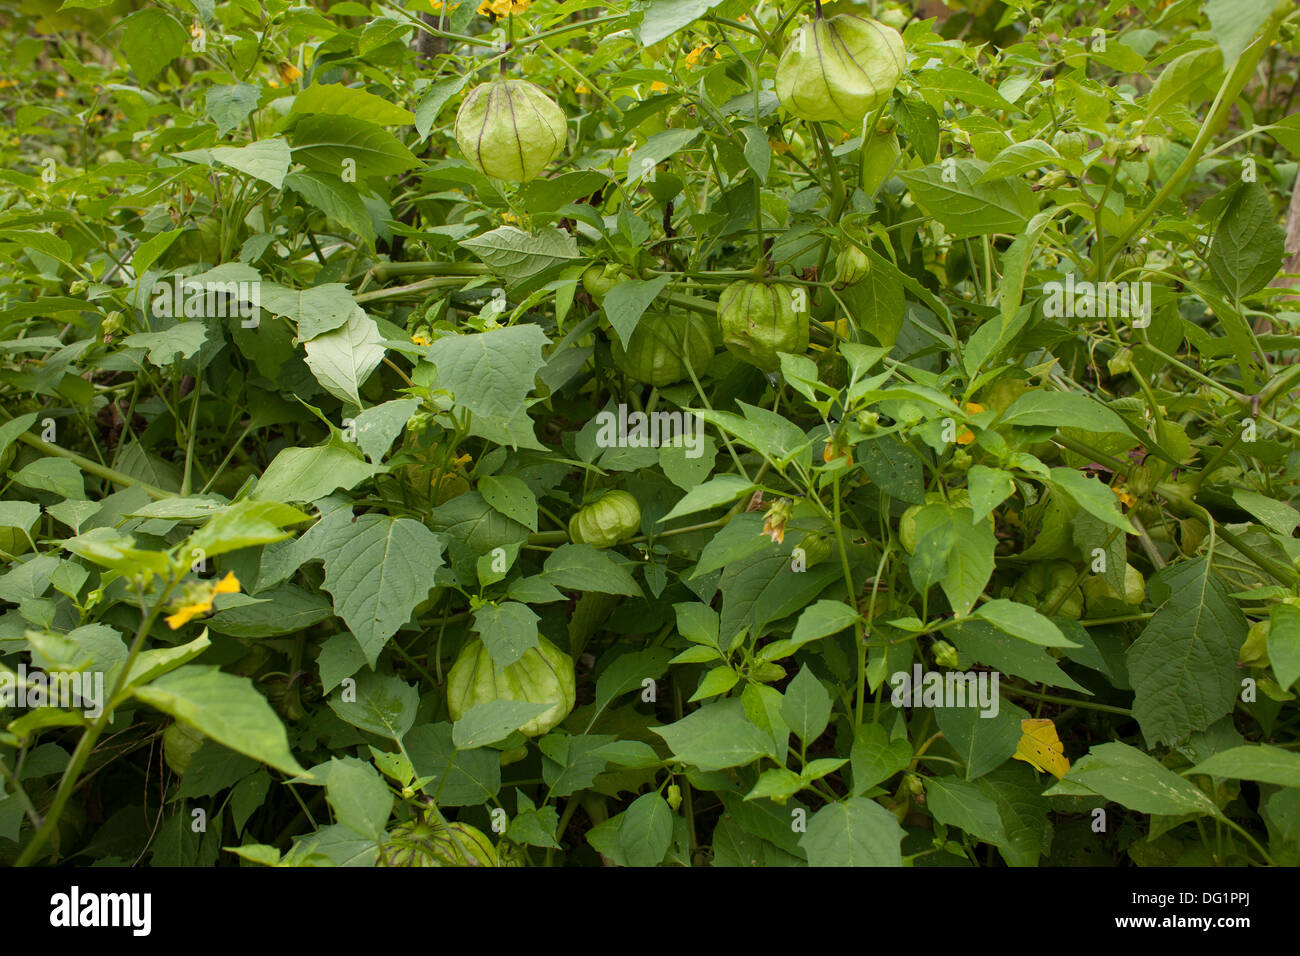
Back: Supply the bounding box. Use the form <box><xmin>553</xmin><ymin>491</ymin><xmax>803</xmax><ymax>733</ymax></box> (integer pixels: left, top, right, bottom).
<box><xmin>569</xmin><ymin>490</ymin><xmax>641</xmax><ymax>548</ymax></box>
<box><xmin>1013</xmin><ymin>561</ymin><xmax>1083</xmax><ymax>619</ymax></box>
<box><xmin>1082</xmin><ymin>563</ymin><xmax>1146</xmax><ymax>615</ymax></box>
<box><xmin>835</xmin><ymin>244</ymin><xmax>871</xmax><ymax>285</ymax></box>
<box><xmin>1052</xmin><ymin>131</ymin><xmax>1087</xmax><ymax>161</ymax></box>
<box><xmin>378</xmin><ymin>819</ymin><xmax>498</xmax><ymax>867</ymax></box>
<box><xmin>795</xmin><ymin>531</ymin><xmax>835</xmax><ymax>567</ymax></box>
<box><xmin>454</xmin><ymin>79</ymin><xmax>567</xmax><ymax>182</ymax></box>
<box><xmin>718</xmin><ymin>281</ymin><xmax>808</xmax><ymax>372</ymax></box>
<box><xmin>163</xmin><ymin>721</ymin><xmax>205</xmax><ymax>776</ymax></box>
<box><xmin>582</xmin><ymin>263</ymin><xmax>625</xmax><ymax>304</ymax></box>
<box><xmin>775</xmin><ymin>14</ymin><xmax>905</xmax><ymax>126</ymax></box>
<box><xmin>447</xmin><ymin>635</ymin><xmax>576</xmax><ymax>737</ymax></box>
<box><xmin>613</xmin><ymin>312</ymin><xmax>715</xmax><ymax>386</ymax></box>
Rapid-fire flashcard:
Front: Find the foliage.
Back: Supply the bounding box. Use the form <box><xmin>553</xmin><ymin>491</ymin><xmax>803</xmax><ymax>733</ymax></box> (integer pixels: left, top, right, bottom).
<box><xmin>1</xmin><ymin>0</ymin><xmax>1300</xmax><ymax>868</ymax></box>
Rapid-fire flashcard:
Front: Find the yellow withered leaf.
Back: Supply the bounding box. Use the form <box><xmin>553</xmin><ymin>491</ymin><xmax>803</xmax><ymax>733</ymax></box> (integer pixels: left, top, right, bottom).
<box><xmin>1012</xmin><ymin>718</ymin><xmax>1070</xmax><ymax>779</ymax></box>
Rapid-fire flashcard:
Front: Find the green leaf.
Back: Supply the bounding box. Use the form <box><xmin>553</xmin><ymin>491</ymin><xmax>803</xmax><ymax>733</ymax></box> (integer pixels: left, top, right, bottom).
<box><xmin>976</xmin><ymin>139</ymin><xmax>1059</xmax><ymax>183</ymax></box>
<box><xmin>898</xmin><ymin>159</ymin><xmax>1037</xmax><ymax>239</ymax></box>
<box><xmin>1187</xmin><ymin>744</ymin><xmax>1300</xmax><ymax>788</ymax></box>
<box><xmin>934</xmin><ymin>701</ymin><xmax>1027</xmax><ymax>782</ymax></box>
<box><xmin>975</xmin><ymin>599</ymin><xmax>1079</xmax><ymax>648</ymax></box>
<box><xmin>924</xmin><ymin>775</ymin><xmax>1010</xmax><ymax>846</ymax></box>
<box><xmin>284</xmin><ymin>171</ymin><xmax>374</xmax><ymax>245</ymax></box>
<box><xmin>426</xmin><ymin>326</ymin><xmax>551</xmax><ymax>450</ymax></box>
<box><xmin>659</xmin><ymin>474</ymin><xmax>754</xmax><ymax>523</ymax></box>
<box><xmin>602</xmin><ymin>275</ymin><xmax>672</xmax><ymax>348</ymax></box>
<box><xmin>291</xmin><ymin>115</ymin><xmax>418</xmax><ymax>179</ymax></box>
<box><xmin>210</xmin><ymin>139</ymin><xmax>291</xmax><ymax>188</ymax></box>
<box><xmin>452</xmin><ymin>699</ymin><xmax>550</xmax><ymax>749</ymax></box>
<box><xmin>472</xmin><ymin>601</ymin><xmax>540</xmax><ymax>669</ymax></box>
<box><xmin>652</xmin><ymin>699</ymin><xmax>777</xmax><ymax>771</ymax></box>
<box><xmin>208</xmin><ymin>586</ymin><xmax>333</xmax><ymax>638</ymax></box>
<box><xmin>849</xmin><ymin>723</ymin><xmax>912</xmax><ymax>795</ymax></box>
<box><xmin>184</xmin><ymin>499</ymin><xmax>311</xmax><ymax>561</ymax></box>
<box><xmin>619</xmin><ymin>792</ymin><xmax>674</xmax><ymax>866</ymax></box>
<box><xmin>122</xmin><ymin>322</ymin><xmax>208</xmax><ymax>366</ymax></box>
<box><xmin>349</xmin><ymin>398</ymin><xmax>419</xmax><ymax>464</ymax></box>
<box><xmin>1057</xmin><ymin>742</ymin><xmax>1221</xmax><ymax>817</ymax></box>
<box><xmin>798</xmin><ymin>798</ymin><xmax>904</xmax><ymax>866</ymax></box>
<box><xmin>592</xmin><ymin>647</ymin><xmax>675</xmax><ymax>716</ymax></box>
<box><xmin>479</xmin><ymin>475</ymin><xmax>538</xmax><ymax>532</ymax></box>
<box><xmin>967</xmin><ymin>465</ymin><xmax>1015</xmax><ymax>522</ymax></box>
<box><xmin>1268</xmin><ymin>603</ymin><xmax>1300</xmax><ymax>691</ymax></box>
<box><xmin>406</xmin><ymin>724</ymin><xmax>500</xmax><ymax>806</ymax></box>
<box><xmin>1206</xmin><ymin>0</ymin><xmax>1277</xmax><ymax>62</ymax></box>
<box><xmin>1129</xmin><ymin>557</ymin><xmax>1247</xmax><ymax>746</ymax></box>
<box><xmin>133</xmin><ymin>666</ymin><xmax>305</xmax><ymax>777</ymax></box>
<box><xmin>634</xmin><ymin>0</ymin><xmax>727</xmax><ymax>45</ymax></box>
<box><xmin>1000</xmin><ymin>391</ymin><xmax>1128</xmax><ymax>434</ymax></box>
<box><xmin>909</xmin><ymin>504</ymin><xmax>996</xmax><ymax>617</ymax></box>
<box><xmin>781</xmin><ymin>665</ymin><xmax>831</xmax><ymax>745</ymax></box>
<box><xmin>542</xmin><ymin>544</ymin><xmax>642</xmax><ymax>597</ymax></box>
<box><xmin>324</xmin><ymin>757</ymin><xmax>392</xmax><ymax>841</ymax></box>
<box><xmin>1048</xmin><ymin>467</ymin><xmax>1136</xmax><ymax>535</ymax></box>
<box><xmin>459</xmin><ymin>226</ymin><xmax>582</xmax><ymax>284</ymax></box>
<box><xmin>1208</xmin><ymin>181</ymin><xmax>1287</xmax><ymax>300</ymax></box>
<box><xmin>625</xmin><ymin>128</ymin><xmax>701</xmax><ymax>187</ymax></box>
<box><xmin>251</xmin><ymin>442</ymin><xmax>376</xmax><ymax>503</ymax></box>
<box><xmin>1145</xmin><ymin>46</ymin><xmax>1223</xmax><ymax>119</ymax></box>
<box><xmin>1232</xmin><ymin>488</ymin><xmax>1300</xmax><ymax>536</ymax></box>
<box><xmin>949</xmin><ymin>619</ymin><xmax>1090</xmax><ymax>692</ymax></box>
<box><xmin>303</xmin><ymin>307</ymin><xmax>385</xmax><ymax>408</ymax></box>
<box><xmin>758</xmin><ymin>600</ymin><xmax>860</xmax><ymax>663</ymax></box>
<box><xmin>120</xmin><ymin>8</ymin><xmax>188</xmax><ymax>83</ymax></box>
<box><xmin>689</xmin><ymin>665</ymin><xmax>739</xmax><ymax>701</ymax></box>
<box><xmin>328</xmin><ymin>671</ymin><xmax>419</xmax><ymax>740</ymax></box>
<box><xmin>259</xmin><ymin>282</ymin><xmax>357</xmax><ymax>340</ymax></box>
<box><xmin>855</xmin><ymin>436</ymin><xmax>925</xmax><ymax>505</ymax></box>
<box><xmin>10</xmin><ymin>458</ymin><xmax>84</xmax><ymax>500</ymax></box>
<box><xmin>206</xmin><ymin>83</ymin><xmax>261</xmax><ymax>137</ymax></box>
<box><xmin>292</xmin><ymin>84</ymin><xmax>414</xmax><ymax>125</ymax></box>
<box><xmin>321</xmin><ymin>515</ymin><xmax>446</xmax><ymax>665</ymax></box>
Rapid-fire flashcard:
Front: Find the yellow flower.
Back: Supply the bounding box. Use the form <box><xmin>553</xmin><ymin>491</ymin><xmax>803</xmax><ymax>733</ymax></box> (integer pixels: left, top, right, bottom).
<box><xmin>957</xmin><ymin>401</ymin><xmax>984</xmax><ymax>445</ymax></box>
<box><xmin>684</xmin><ymin>44</ymin><xmax>710</xmax><ymax>69</ymax></box>
<box><xmin>1111</xmin><ymin>485</ymin><xmax>1137</xmax><ymax>508</ymax></box>
<box><xmin>649</xmin><ymin>80</ymin><xmax>668</xmax><ymax>93</ymax></box>
<box><xmin>166</xmin><ymin>572</ymin><xmax>242</xmax><ymax>629</ymax></box>
<box><xmin>575</xmin><ymin>83</ymin><xmax>590</xmax><ymax>94</ymax></box>
<box><xmin>480</xmin><ymin>0</ymin><xmax>530</xmax><ymax>16</ymax></box>
<box><xmin>213</xmin><ymin>571</ymin><xmax>240</xmax><ymax>595</ymax></box>
<box><xmin>770</xmin><ymin>138</ymin><xmax>792</xmax><ymax>155</ymax></box>
<box><xmin>411</xmin><ymin>333</ymin><xmax>432</xmax><ymax>347</ymax></box>
<box><xmin>277</xmin><ymin>62</ymin><xmax>302</xmax><ymax>85</ymax></box>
